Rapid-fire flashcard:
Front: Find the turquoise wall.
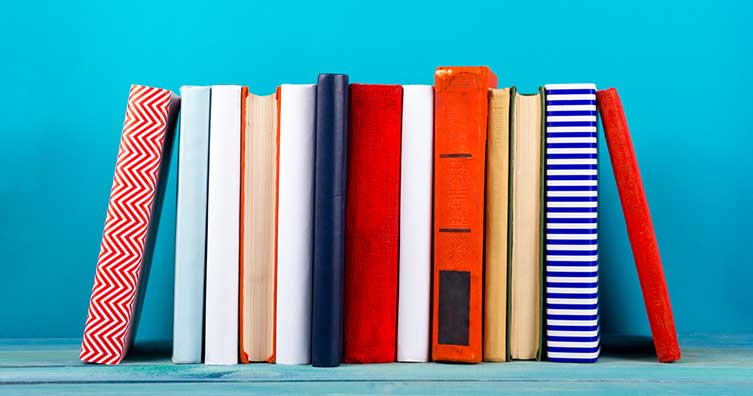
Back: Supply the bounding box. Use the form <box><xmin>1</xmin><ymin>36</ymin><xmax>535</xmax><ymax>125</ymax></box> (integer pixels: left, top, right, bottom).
<box><xmin>2</xmin><ymin>0</ymin><xmax>752</xmax><ymax>342</ymax></box>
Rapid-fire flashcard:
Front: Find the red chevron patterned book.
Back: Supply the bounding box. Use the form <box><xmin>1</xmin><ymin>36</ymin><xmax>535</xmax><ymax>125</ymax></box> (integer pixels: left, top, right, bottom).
<box><xmin>597</xmin><ymin>88</ymin><xmax>681</xmax><ymax>363</ymax></box>
<box><xmin>343</xmin><ymin>84</ymin><xmax>403</xmax><ymax>363</ymax></box>
<box><xmin>80</xmin><ymin>85</ymin><xmax>179</xmax><ymax>365</ymax></box>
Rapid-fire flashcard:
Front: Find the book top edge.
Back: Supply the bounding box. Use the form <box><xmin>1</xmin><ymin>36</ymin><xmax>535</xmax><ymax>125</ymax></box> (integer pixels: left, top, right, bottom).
<box><xmin>545</xmin><ymin>83</ymin><xmax>596</xmax><ymax>90</ymax></box>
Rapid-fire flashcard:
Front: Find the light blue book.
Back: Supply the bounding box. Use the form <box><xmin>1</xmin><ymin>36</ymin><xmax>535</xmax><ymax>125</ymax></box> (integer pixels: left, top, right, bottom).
<box><xmin>544</xmin><ymin>83</ymin><xmax>600</xmax><ymax>363</ymax></box>
<box><xmin>172</xmin><ymin>86</ymin><xmax>211</xmax><ymax>364</ymax></box>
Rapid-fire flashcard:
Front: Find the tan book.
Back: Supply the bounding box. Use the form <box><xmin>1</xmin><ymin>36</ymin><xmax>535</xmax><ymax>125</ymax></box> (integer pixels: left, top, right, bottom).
<box><xmin>240</xmin><ymin>91</ymin><xmax>279</xmax><ymax>363</ymax></box>
<box><xmin>507</xmin><ymin>87</ymin><xmax>544</xmax><ymax>361</ymax></box>
<box><xmin>483</xmin><ymin>88</ymin><xmax>511</xmax><ymax>362</ymax></box>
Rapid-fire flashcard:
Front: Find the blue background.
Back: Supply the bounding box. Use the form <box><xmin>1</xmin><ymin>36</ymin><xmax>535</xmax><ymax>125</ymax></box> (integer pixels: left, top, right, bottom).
<box><xmin>1</xmin><ymin>0</ymin><xmax>752</xmax><ymax>342</ymax></box>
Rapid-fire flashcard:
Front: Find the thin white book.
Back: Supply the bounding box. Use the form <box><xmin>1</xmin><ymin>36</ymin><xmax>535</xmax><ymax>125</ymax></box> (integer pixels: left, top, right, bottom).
<box><xmin>396</xmin><ymin>85</ymin><xmax>433</xmax><ymax>362</ymax></box>
<box><xmin>173</xmin><ymin>86</ymin><xmax>211</xmax><ymax>364</ymax></box>
<box><xmin>204</xmin><ymin>85</ymin><xmax>243</xmax><ymax>365</ymax></box>
<box><xmin>275</xmin><ymin>84</ymin><xmax>316</xmax><ymax>365</ymax></box>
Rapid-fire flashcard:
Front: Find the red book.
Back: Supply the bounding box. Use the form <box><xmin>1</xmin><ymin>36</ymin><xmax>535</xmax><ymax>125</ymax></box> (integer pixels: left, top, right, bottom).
<box><xmin>81</xmin><ymin>85</ymin><xmax>179</xmax><ymax>364</ymax></box>
<box><xmin>597</xmin><ymin>88</ymin><xmax>681</xmax><ymax>363</ymax></box>
<box><xmin>343</xmin><ymin>84</ymin><xmax>403</xmax><ymax>363</ymax></box>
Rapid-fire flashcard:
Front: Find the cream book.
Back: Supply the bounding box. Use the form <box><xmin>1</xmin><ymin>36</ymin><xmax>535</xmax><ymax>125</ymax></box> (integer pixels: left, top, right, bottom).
<box><xmin>483</xmin><ymin>88</ymin><xmax>510</xmax><ymax>362</ymax></box>
<box><xmin>205</xmin><ymin>85</ymin><xmax>245</xmax><ymax>365</ymax></box>
<box><xmin>240</xmin><ymin>90</ymin><xmax>279</xmax><ymax>363</ymax></box>
<box><xmin>275</xmin><ymin>84</ymin><xmax>316</xmax><ymax>365</ymax></box>
<box><xmin>507</xmin><ymin>87</ymin><xmax>544</xmax><ymax>361</ymax></box>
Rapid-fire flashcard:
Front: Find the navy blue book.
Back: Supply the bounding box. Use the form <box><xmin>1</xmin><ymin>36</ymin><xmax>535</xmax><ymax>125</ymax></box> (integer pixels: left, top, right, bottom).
<box><xmin>311</xmin><ymin>73</ymin><xmax>349</xmax><ymax>367</ymax></box>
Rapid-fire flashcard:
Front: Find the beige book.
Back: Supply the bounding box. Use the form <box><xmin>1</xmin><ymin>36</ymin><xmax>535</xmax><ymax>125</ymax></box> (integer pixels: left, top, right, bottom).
<box><xmin>483</xmin><ymin>88</ymin><xmax>511</xmax><ymax>362</ymax></box>
<box><xmin>508</xmin><ymin>88</ymin><xmax>543</xmax><ymax>360</ymax></box>
<box><xmin>241</xmin><ymin>91</ymin><xmax>278</xmax><ymax>363</ymax></box>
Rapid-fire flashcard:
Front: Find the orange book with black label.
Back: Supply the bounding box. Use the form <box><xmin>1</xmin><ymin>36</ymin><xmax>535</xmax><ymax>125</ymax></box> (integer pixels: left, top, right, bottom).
<box><xmin>432</xmin><ymin>66</ymin><xmax>498</xmax><ymax>363</ymax></box>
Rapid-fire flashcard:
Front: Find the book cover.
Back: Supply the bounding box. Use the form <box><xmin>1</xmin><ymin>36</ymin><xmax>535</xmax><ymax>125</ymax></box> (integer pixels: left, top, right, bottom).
<box><xmin>396</xmin><ymin>85</ymin><xmax>434</xmax><ymax>363</ymax></box>
<box><xmin>432</xmin><ymin>66</ymin><xmax>497</xmax><ymax>363</ymax></box>
<box><xmin>312</xmin><ymin>73</ymin><xmax>349</xmax><ymax>367</ymax></box>
<box><xmin>507</xmin><ymin>88</ymin><xmax>545</xmax><ymax>361</ymax></box>
<box><xmin>544</xmin><ymin>83</ymin><xmax>601</xmax><ymax>363</ymax></box>
<box><xmin>240</xmin><ymin>91</ymin><xmax>279</xmax><ymax>363</ymax></box>
<box><xmin>80</xmin><ymin>84</ymin><xmax>179</xmax><ymax>365</ymax></box>
<box><xmin>343</xmin><ymin>84</ymin><xmax>403</xmax><ymax>363</ymax></box>
<box><xmin>205</xmin><ymin>85</ymin><xmax>245</xmax><ymax>365</ymax></box>
<box><xmin>597</xmin><ymin>88</ymin><xmax>681</xmax><ymax>363</ymax></box>
<box><xmin>483</xmin><ymin>87</ymin><xmax>511</xmax><ymax>362</ymax></box>
<box><xmin>276</xmin><ymin>84</ymin><xmax>316</xmax><ymax>365</ymax></box>
<box><xmin>173</xmin><ymin>86</ymin><xmax>210</xmax><ymax>364</ymax></box>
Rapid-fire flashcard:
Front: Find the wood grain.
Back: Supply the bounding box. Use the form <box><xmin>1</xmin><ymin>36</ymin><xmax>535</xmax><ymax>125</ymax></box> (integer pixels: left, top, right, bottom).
<box><xmin>0</xmin><ymin>336</ymin><xmax>751</xmax><ymax>394</ymax></box>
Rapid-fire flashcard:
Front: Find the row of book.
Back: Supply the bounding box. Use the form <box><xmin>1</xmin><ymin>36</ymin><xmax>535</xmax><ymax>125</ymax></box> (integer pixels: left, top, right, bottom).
<box><xmin>80</xmin><ymin>66</ymin><xmax>681</xmax><ymax>366</ymax></box>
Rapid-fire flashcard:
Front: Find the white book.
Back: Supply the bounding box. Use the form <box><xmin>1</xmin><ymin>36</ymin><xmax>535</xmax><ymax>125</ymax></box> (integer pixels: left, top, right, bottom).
<box><xmin>396</xmin><ymin>85</ymin><xmax>433</xmax><ymax>362</ymax></box>
<box><xmin>204</xmin><ymin>85</ymin><xmax>242</xmax><ymax>365</ymax></box>
<box><xmin>275</xmin><ymin>84</ymin><xmax>316</xmax><ymax>365</ymax></box>
<box><xmin>173</xmin><ymin>86</ymin><xmax>211</xmax><ymax>364</ymax></box>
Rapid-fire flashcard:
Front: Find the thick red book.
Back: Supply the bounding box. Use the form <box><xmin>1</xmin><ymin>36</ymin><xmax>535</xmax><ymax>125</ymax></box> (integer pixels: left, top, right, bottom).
<box><xmin>597</xmin><ymin>88</ymin><xmax>681</xmax><ymax>363</ymax></box>
<box><xmin>343</xmin><ymin>84</ymin><xmax>403</xmax><ymax>363</ymax></box>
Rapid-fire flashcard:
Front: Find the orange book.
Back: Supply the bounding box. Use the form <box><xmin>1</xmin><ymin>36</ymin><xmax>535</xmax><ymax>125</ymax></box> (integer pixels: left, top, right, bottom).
<box><xmin>238</xmin><ymin>86</ymin><xmax>249</xmax><ymax>363</ymax></box>
<box><xmin>240</xmin><ymin>88</ymin><xmax>279</xmax><ymax>363</ymax></box>
<box><xmin>432</xmin><ymin>66</ymin><xmax>497</xmax><ymax>363</ymax></box>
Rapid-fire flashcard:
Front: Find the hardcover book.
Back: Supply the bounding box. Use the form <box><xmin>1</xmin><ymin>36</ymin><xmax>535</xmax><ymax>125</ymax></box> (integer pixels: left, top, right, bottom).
<box><xmin>508</xmin><ymin>87</ymin><xmax>545</xmax><ymax>361</ymax></box>
<box><xmin>312</xmin><ymin>73</ymin><xmax>349</xmax><ymax>367</ymax></box>
<box><xmin>597</xmin><ymin>88</ymin><xmax>681</xmax><ymax>363</ymax></box>
<box><xmin>343</xmin><ymin>84</ymin><xmax>403</xmax><ymax>363</ymax></box>
<box><xmin>173</xmin><ymin>86</ymin><xmax>210</xmax><ymax>364</ymax></box>
<box><xmin>544</xmin><ymin>83</ymin><xmax>600</xmax><ymax>363</ymax></box>
<box><xmin>275</xmin><ymin>84</ymin><xmax>317</xmax><ymax>365</ymax></box>
<box><xmin>81</xmin><ymin>84</ymin><xmax>179</xmax><ymax>365</ymax></box>
<box><xmin>240</xmin><ymin>91</ymin><xmax>279</xmax><ymax>363</ymax></box>
<box><xmin>396</xmin><ymin>85</ymin><xmax>434</xmax><ymax>363</ymax></box>
<box><xmin>432</xmin><ymin>66</ymin><xmax>497</xmax><ymax>363</ymax></box>
<box><xmin>205</xmin><ymin>85</ymin><xmax>245</xmax><ymax>365</ymax></box>
<box><xmin>483</xmin><ymin>87</ymin><xmax>511</xmax><ymax>362</ymax></box>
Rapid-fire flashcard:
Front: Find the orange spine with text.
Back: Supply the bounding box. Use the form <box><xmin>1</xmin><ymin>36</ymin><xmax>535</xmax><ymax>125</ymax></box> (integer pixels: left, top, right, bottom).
<box><xmin>432</xmin><ymin>66</ymin><xmax>497</xmax><ymax>363</ymax></box>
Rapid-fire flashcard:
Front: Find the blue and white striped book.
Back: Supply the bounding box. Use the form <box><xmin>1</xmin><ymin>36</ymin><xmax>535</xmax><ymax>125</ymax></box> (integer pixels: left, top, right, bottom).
<box><xmin>544</xmin><ymin>83</ymin><xmax>600</xmax><ymax>363</ymax></box>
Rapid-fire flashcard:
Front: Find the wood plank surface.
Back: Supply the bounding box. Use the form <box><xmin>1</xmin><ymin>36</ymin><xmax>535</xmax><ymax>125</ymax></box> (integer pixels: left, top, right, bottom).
<box><xmin>0</xmin><ymin>335</ymin><xmax>751</xmax><ymax>395</ymax></box>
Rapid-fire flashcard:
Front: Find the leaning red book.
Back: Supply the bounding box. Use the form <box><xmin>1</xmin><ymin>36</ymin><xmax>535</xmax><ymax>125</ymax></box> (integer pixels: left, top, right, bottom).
<box><xmin>80</xmin><ymin>85</ymin><xmax>179</xmax><ymax>365</ymax></box>
<box><xmin>597</xmin><ymin>88</ymin><xmax>681</xmax><ymax>363</ymax></box>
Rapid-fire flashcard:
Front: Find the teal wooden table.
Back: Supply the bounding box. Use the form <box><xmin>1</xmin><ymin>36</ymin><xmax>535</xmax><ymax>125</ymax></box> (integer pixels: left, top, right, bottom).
<box><xmin>1</xmin><ymin>335</ymin><xmax>751</xmax><ymax>395</ymax></box>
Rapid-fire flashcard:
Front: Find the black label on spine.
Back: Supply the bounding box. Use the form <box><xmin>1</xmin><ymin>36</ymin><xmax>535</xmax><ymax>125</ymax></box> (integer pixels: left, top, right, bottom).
<box><xmin>438</xmin><ymin>270</ymin><xmax>470</xmax><ymax>346</ymax></box>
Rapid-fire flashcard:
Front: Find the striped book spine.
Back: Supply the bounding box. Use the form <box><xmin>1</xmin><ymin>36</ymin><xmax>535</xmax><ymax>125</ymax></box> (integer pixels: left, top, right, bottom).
<box><xmin>544</xmin><ymin>83</ymin><xmax>600</xmax><ymax>363</ymax></box>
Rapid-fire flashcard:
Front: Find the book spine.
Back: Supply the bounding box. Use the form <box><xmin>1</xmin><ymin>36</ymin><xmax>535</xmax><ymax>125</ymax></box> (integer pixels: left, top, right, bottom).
<box><xmin>544</xmin><ymin>83</ymin><xmax>601</xmax><ymax>363</ymax></box>
<box><xmin>596</xmin><ymin>88</ymin><xmax>681</xmax><ymax>363</ymax></box>
<box><xmin>483</xmin><ymin>88</ymin><xmax>511</xmax><ymax>362</ymax></box>
<box><xmin>432</xmin><ymin>66</ymin><xmax>497</xmax><ymax>363</ymax></box>
<box><xmin>205</xmin><ymin>85</ymin><xmax>243</xmax><ymax>365</ymax></box>
<box><xmin>312</xmin><ymin>74</ymin><xmax>349</xmax><ymax>367</ymax></box>
<box><xmin>173</xmin><ymin>86</ymin><xmax>210</xmax><ymax>364</ymax></box>
<box><xmin>343</xmin><ymin>84</ymin><xmax>403</xmax><ymax>363</ymax></box>
<box><xmin>80</xmin><ymin>84</ymin><xmax>177</xmax><ymax>365</ymax></box>
<box><xmin>276</xmin><ymin>84</ymin><xmax>316</xmax><ymax>365</ymax></box>
<box><xmin>396</xmin><ymin>85</ymin><xmax>434</xmax><ymax>363</ymax></box>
